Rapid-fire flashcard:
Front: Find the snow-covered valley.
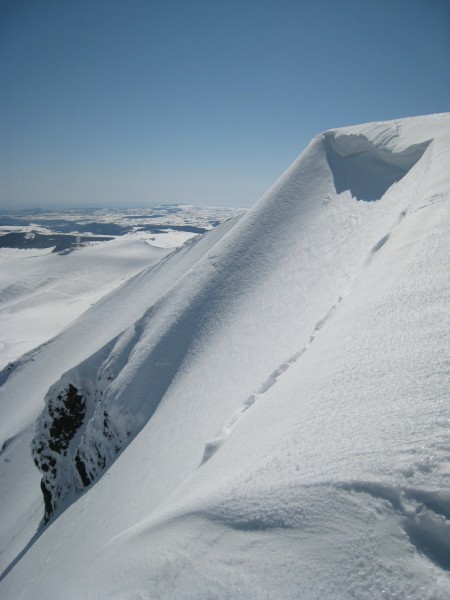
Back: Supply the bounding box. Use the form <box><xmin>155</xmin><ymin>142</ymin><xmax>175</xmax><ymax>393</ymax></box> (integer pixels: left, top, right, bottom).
<box><xmin>1</xmin><ymin>114</ymin><xmax>449</xmax><ymax>599</ymax></box>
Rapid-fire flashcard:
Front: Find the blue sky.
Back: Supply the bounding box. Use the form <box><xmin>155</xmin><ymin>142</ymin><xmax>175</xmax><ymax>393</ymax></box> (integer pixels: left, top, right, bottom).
<box><xmin>1</xmin><ymin>0</ymin><xmax>449</xmax><ymax>209</ymax></box>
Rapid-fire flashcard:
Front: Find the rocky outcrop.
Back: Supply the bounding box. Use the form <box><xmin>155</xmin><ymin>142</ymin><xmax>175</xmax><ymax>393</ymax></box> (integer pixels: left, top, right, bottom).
<box><xmin>32</xmin><ymin>383</ymin><xmax>87</xmax><ymax>520</ymax></box>
<box><xmin>31</xmin><ymin>330</ymin><xmax>140</xmax><ymax>521</ymax></box>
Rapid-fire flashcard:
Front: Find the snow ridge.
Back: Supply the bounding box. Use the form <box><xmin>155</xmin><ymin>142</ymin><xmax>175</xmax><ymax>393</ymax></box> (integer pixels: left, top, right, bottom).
<box><xmin>200</xmin><ymin>176</ymin><xmax>428</xmax><ymax>468</ymax></box>
<box><xmin>4</xmin><ymin>114</ymin><xmax>447</xmax><ymax>600</ymax></box>
<box><xmin>30</xmin><ymin>117</ymin><xmax>438</xmax><ymax>521</ymax></box>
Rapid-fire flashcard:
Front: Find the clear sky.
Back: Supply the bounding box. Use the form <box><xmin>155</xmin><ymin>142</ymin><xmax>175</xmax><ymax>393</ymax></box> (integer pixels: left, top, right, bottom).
<box><xmin>1</xmin><ymin>0</ymin><xmax>449</xmax><ymax>209</ymax></box>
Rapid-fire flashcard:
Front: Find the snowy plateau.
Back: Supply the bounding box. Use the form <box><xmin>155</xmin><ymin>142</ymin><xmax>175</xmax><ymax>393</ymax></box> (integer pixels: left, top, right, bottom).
<box><xmin>0</xmin><ymin>113</ymin><xmax>449</xmax><ymax>599</ymax></box>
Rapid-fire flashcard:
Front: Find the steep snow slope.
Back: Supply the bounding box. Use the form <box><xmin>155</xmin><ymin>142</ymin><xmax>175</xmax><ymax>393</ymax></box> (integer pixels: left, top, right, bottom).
<box><xmin>0</xmin><ymin>217</ymin><xmax>240</xmax><ymax>569</ymax></box>
<box><xmin>1</xmin><ymin>113</ymin><xmax>449</xmax><ymax>599</ymax></box>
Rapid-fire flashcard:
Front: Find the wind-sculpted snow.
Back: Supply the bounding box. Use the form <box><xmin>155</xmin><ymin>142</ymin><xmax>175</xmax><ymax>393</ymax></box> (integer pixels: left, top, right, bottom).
<box><xmin>340</xmin><ymin>482</ymin><xmax>450</xmax><ymax>571</ymax></box>
<box><xmin>1</xmin><ymin>114</ymin><xmax>450</xmax><ymax>599</ymax></box>
<box><xmin>32</xmin><ymin>116</ymin><xmax>445</xmax><ymax>527</ymax></box>
<box><xmin>324</xmin><ymin>131</ymin><xmax>430</xmax><ymax>201</ymax></box>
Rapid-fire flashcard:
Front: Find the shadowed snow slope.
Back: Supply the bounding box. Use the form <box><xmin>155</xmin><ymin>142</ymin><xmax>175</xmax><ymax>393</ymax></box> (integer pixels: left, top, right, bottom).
<box><xmin>1</xmin><ymin>113</ymin><xmax>449</xmax><ymax>598</ymax></box>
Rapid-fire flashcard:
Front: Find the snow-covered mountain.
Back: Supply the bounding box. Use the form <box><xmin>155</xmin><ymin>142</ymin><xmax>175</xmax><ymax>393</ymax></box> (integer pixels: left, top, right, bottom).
<box><xmin>1</xmin><ymin>113</ymin><xmax>449</xmax><ymax>599</ymax></box>
<box><xmin>0</xmin><ymin>238</ymin><xmax>170</xmax><ymax>370</ymax></box>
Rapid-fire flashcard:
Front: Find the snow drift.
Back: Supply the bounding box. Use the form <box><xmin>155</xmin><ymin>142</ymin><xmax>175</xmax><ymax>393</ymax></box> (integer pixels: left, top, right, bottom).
<box><xmin>1</xmin><ymin>113</ymin><xmax>449</xmax><ymax>599</ymax></box>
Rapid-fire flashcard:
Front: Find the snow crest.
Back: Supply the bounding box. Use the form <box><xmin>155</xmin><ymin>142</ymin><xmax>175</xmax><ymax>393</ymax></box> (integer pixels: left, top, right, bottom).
<box><xmin>6</xmin><ymin>114</ymin><xmax>447</xmax><ymax>599</ymax></box>
<box><xmin>31</xmin><ymin>116</ymin><xmax>438</xmax><ymax>522</ymax></box>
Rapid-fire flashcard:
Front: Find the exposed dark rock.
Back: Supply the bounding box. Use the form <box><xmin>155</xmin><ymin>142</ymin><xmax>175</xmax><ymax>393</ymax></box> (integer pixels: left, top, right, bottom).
<box><xmin>48</xmin><ymin>384</ymin><xmax>85</xmax><ymax>454</ymax></box>
<box><xmin>33</xmin><ymin>383</ymin><xmax>87</xmax><ymax>520</ymax></box>
<box><xmin>75</xmin><ymin>452</ymin><xmax>91</xmax><ymax>487</ymax></box>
